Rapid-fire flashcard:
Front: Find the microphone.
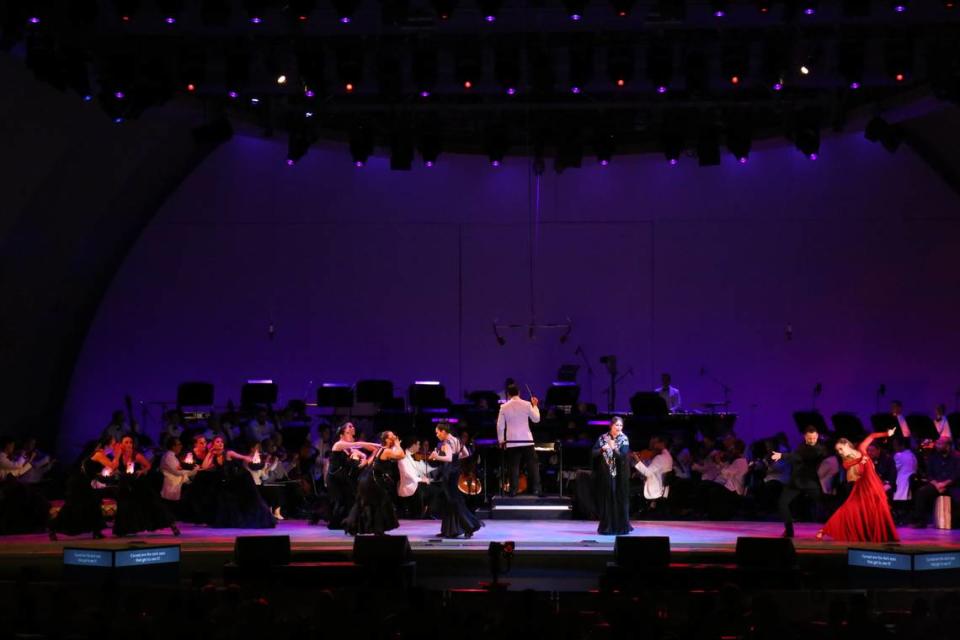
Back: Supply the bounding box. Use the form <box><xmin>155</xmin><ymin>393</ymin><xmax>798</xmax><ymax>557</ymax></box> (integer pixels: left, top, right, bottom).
<box><xmin>814</xmin><ymin>383</ymin><xmax>822</xmax><ymax>396</ymax></box>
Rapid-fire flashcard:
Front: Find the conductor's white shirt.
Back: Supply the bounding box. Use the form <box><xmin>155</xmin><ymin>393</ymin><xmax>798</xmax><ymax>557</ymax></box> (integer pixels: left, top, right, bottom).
<box><xmin>496</xmin><ymin>397</ymin><xmax>541</xmax><ymax>448</ymax></box>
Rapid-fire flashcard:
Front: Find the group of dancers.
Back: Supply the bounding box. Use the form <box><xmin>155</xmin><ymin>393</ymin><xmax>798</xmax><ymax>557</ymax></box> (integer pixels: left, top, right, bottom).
<box><xmin>593</xmin><ymin>417</ymin><xmax>900</xmax><ymax>542</ymax></box>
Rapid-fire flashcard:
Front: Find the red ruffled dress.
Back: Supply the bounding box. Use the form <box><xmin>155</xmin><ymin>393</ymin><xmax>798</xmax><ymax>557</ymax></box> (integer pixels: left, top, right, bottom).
<box><xmin>821</xmin><ymin>432</ymin><xmax>900</xmax><ymax>543</ymax></box>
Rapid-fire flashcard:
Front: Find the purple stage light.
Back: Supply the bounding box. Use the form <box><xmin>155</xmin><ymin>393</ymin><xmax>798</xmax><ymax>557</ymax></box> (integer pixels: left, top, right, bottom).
<box><xmin>657</xmin><ymin>85</ymin><xmax>668</xmax><ymax>94</ymax></box>
<box><xmin>305</xmin><ymin>89</ymin><xmax>315</xmax><ymax>98</ymax></box>
<box><xmin>803</xmin><ymin>7</ymin><xmax>816</xmax><ymax>15</ymax></box>
<box><xmin>228</xmin><ymin>90</ymin><xmax>239</xmax><ymax>99</ymax></box>
<box><xmin>506</xmin><ymin>87</ymin><xmax>516</xmax><ymax>95</ymax></box>
<box><xmin>419</xmin><ymin>90</ymin><xmax>430</xmax><ymax>98</ymax></box>
<box><xmin>894</xmin><ymin>4</ymin><xmax>906</xmax><ymax>11</ymax></box>
<box><xmin>425</xmin><ymin>160</ymin><xmax>434</xmax><ymax>167</ymax></box>
<box><xmin>599</xmin><ymin>159</ymin><xmax>610</xmax><ymax>166</ymax></box>
<box><xmin>82</xmin><ymin>94</ymin><xmax>93</xmax><ymax>102</ymax></box>
<box><xmin>286</xmin><ymin>159</ymin><xmax>295</xmax><ymax>166</ymax></box>
<box><xmin>571</xmin><ymin>86</ymin><xmax>581</xmax><ymax>94</ymax></box>
<box><xmin>669</xmin><ymin>158</ymin><xmax>679</xmax><ymax>166</ymax></box>
<box><xmin>114</xmin><ymin>91</ymin><xmax>125</xmax><ymax>100</ymax></box>
<box><xmin>849</xmin><ymin>81</ymin><xmax>861</xmax><ymax>90</ymax></box>
<box><xmin>571</xmin><ymin>14</ymin><xmax>582</xmax><ymax>21</ymax></box>
<box><xmin>714</xmin><ymin>10</ymin><xmax>726</xmax><ymax>17</ymax></box>
<box><xmin>113</xmin><ymin>117</ymin><xmax>124</xmax><ymax>124</ymax></box>
<box><xmin>28</xmin><ymin>16</ymin><xmax>40</xmax><ymax>24</ymax></box>
<box><xmin>738</xmin><ymin>156</ymin><xmax>748</xmax><ymax>164</ymax></box>
<box><xmin>250</xmin><ymin>16</ymin><xmax>263</xmax><ymax>24</ymax></box>
<box><xmin>809</xmin><ymin>153</ymin><xmax>818</xmax><ymax>160</ymax></box>
<box><xmin>165</xmin><ymin>16</ymin><xmax>176</xmax><ymax>24</ymax></box>
<box><xmin>339</xmin><ymin>16</ymin><xmax>352</xmax><ymax>24</ymax></box>
<box><xmin>773</xmin><ymin>82</ymin><xmax>783</xmax><ymax>91</ymax></box>
<box><xmin>485</xmin><ymin>15</ymin><xmax>497</xmax><ymax>23</ymax></box>
<box><xmin>354</xmin><ymin>160</ymin><xmax>364</xmax><ymax>168</ymax></box>
<box><xmin>491</xmin><ymin>159</ymin><xmax>501</xmax><ymax>167</ymax></box>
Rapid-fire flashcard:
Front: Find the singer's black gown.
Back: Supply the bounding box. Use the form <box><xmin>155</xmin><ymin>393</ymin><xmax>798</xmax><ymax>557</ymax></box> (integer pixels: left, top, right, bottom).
<box><xmin>343</xmin><ymin>449</ymin><xmax>400</xmax><ymax>536</ymax></box>
<box><xmin>113</xmin><ymin>459</ymin><xmax>177</xmax><ymax>536</ymax></box>
<box><xmin>323</xmin><ymin>450</ymin><xmax>361</xmax><ymax>529</ymax></box>
<box><xmin>207</xmin><ymin>457</ymin><xmax>276</xmax><ymax>529</ymax></box>
<box><xmin>437</xmin><ymin>437</ymin><xmax>483</xmax><ymax>539</ymax></box>
<box><xmin>592</xmin><ymin>435</ymin><xmax>634</xmax><ymax>536</ymax></box>
<box><xmin>51</xmin><ymin>458</ymin><xmax>112</xmax><ymax>536</ymax></box>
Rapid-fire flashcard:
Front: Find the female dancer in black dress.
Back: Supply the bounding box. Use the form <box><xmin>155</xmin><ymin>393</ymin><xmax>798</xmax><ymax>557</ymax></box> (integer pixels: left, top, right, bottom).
<box><xmin>205</xmin><ymin>436</ymin><xmax>276</xmax><ymax>528</ymax></box>
<box><xmin>179</xmin><ymin>434</ymin><xmax>215</xmax><ymax>523</ymax></box>
<box><xmin>429</xmin><ymin>422</ymin><xmax>483</xmax><ymax>539</ymax></box>
<box><xmin>113</xmin><ymin>435</ymin><xmax>180</xmax><ymax>537</ymax></box>
<box><xmin>317</xmin><ymin>422</ymin><xmax>379</xmax><ymax>529</ymax></box>
<box><xmin>50</xmin><ymin>435</ymin><xmax>119</xmax><ymax>540</ymax></box>
<box><xmin>344</xmin><ymin>431</ymin><xmax>405</xmax><ymax>535</ymax></box>
<box><xmin>592</xmin><ymin>416</ymin><xmax>633</xmax><ymax>535</ymax></box>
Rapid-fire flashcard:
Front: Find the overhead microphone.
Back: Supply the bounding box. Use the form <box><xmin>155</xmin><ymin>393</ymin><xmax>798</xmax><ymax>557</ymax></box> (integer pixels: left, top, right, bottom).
<box><xmin>814</xmin><ymin>382</ymin><xmax>822</xmax><ymax>396</ymax></box>
<box><xmin>878</xmin><ymin>383</ymin><xmax>886</xmax><ymax>397</ymax></box>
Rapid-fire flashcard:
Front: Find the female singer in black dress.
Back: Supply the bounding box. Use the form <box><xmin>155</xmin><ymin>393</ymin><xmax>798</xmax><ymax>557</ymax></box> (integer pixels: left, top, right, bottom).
<box><xmin>205</xmin><ymin>436</ymin><xmax>276</xmax><ymax>529</ymax></box>
<box><xmin>344</xmin><ymin>431</ymin><xmax>404</xmax><ymax>535</ymax></box>
<box><xmin>317</xmin><ymin>422</ymin><xmax>379</xmax><ymax>529</ymax></box>
<box><xmin>593</xmin><ymin>416</ymin><xmax>633</xmax><ymax>536</ymax></box>
<box><xmin>429</xmin><ymin>422</ymin><xmax>483</xmax><ymax>539</ymax></box>
<box><xmin>113</xmin><ymin>435</ymin><xmax>180</xmax><ymax>537</ymax></box>
<box><xmin>50</xmin><ymin>435</ymin><xmax>119</xmax><ymax>540</ymax></box>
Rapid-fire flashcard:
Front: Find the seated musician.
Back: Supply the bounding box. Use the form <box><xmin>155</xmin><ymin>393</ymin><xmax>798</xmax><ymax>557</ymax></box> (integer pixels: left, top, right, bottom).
<box><xmin>397</xmin><ymin>437</ymin><xmax>440</xmax><ymax>517</ymax></box>
<box><xmin>632</xmin><ymin>436</ymin><xmax>674</xmax><ymax>510</ymax></box>
<box><xmin>654</xmin><ymin>373</ymin><xmax>682</xmax><ymax>413</ymax></box>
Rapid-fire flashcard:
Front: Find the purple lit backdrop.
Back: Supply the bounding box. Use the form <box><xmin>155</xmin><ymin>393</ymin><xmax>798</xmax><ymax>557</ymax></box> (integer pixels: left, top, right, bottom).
<box><xmin>59</xmin><ymin>132</ymin><xmax>960</xmax><ymax>457</ymax></box>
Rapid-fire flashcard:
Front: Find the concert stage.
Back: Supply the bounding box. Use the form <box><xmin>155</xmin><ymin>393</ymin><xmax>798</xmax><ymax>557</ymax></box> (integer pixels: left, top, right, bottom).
<box><xmin>3</xmin><ymin>520</ymin><xmax>959</xmax><ymax>589</ymax></box>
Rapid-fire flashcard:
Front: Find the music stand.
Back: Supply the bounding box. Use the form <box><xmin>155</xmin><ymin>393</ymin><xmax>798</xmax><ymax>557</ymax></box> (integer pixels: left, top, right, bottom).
<box><xmin>792</xmin><ymin>411</ymin><xmax>828</xmax><ymax>435</ymax></box>
<box><xmin>177</xmin><ymin>382</ymin><xmax>214</xmax><ymax>408</ymax></box>
<box><xmin>467</xmin><ymin>390</ymin><xmax>500</xmax><ymax>410</ymax></box>
<box><xmin>355</xmin><ymin>379</ymin><xmax>394</xmax><ymax>404</ymax></box>
<box><xmin>905</xmin><ymin>414</ymin><xmax>937</xmax><ymax>442</ymax></box>
<box><xmin>241</xmin><ymin>382</ymin><xmax>278</xmax><ymax>410</ymax></box>
<box><xmin>830</xmin><ymin>413</ymin><xmax>867</xmax><ymax>442</ymax></box>
<box><xmin>545</xmin><ymin>382</ymin><xmax>580</xmax><ymax>410</ymax></box>
<box><xmin>409</xmin><ymin>382</ymin><xmax>448</xmax><ymax>410</ymax></box>
<box><xmin>317</xmin><ymin>384</ymin><xmax>354</xmax><ymax>410</ymax></box>
<box><xmin>629</xmin><ymin>392</ymin><xmax>669</xmax><ymax>419</ymax></box>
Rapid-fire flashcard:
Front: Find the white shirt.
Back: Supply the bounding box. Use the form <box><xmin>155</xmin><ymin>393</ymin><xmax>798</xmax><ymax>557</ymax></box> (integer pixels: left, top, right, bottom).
<box><xmin>496</xmin><ymin>397</ymin><xmax>541</xmax><ymax>448</ymax></box>
<box><xmin>160</xmin><ymin>450</ymin><xmax>195</xmax><ymax>501</ymax></box>
<box><xmin>893</xmin><ymin>449</ymin><xmax>918</xmax><ymax>501</ymax></box>
<box><xmin>0</xmin><ymin>453</ymin><xmax>31</xmax><ymax>480</ymax></box>
<box><xmin>397</xmin><ymin>453</ymin><xmax>431</xmax><ymax>498</ymax></box>
<box><xmin>717</xmin><ymin>457</ymin><xmax>749</xmax><ymax>495</ymax></box>
<box><xmin>656</xmin><ymin>385</ymin><xmax>682</xmax><ymax>412</ymax></box>
<box><xmin>19</xmin><ymin>452</ymin><xmax>52</xmax><ymax>484</ymax></box>
<box><xmin>934</xmin><ymin>417</ymin><xmax>952</xmax><ymax>442</ymax></box>
<box><xmin>634</xmin><ymin>449</ymin><xmax>673</xmax><ymax>499</ymax></box>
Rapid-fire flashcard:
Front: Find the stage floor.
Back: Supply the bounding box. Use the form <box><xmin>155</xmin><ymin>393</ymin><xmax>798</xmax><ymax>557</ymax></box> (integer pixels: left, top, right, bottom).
<box><xmin>4</xmin><ymin>519</ymin><xmax>959</xmax><ymax>556</ymax></box>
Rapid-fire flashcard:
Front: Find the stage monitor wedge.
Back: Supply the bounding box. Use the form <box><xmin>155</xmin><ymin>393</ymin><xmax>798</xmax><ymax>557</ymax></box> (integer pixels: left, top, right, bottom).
<box><xmin>614</xmin><ymin>536</ymin><xmax>671</xmax><ymax>571</ymax></box>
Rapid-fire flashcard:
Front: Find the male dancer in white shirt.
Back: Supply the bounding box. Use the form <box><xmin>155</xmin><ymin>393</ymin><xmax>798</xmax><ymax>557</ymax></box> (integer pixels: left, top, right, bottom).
<box><xmin>497</xmin><ymin>383</ymin><xmax>542</xmax><ymax>497</ymax></box>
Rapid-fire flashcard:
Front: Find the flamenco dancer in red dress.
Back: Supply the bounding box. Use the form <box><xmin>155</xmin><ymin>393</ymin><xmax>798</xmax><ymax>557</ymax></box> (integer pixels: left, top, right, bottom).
<box><xmin>817</xmin><ymin>428</ymin><xmax>899</xmax><ymax>543</ymax></box>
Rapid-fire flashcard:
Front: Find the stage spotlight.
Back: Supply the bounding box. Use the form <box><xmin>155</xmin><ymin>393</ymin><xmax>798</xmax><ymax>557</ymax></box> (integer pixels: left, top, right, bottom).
<box><xmin>611</xmin><ymin>0</ymin><xmax>636</xmax><ymax>16</ymax></box>
<box><xmin>884</xmin><ymin>38</ymin><xmax>913</xmax><ymax>83</ymax></box>
<box><xmin>455</xmin><ymin>41</ymin><xmax>482</xmax><ymax>90</ymax></box>
<box><xmin>794</xmin><ymin>107</ymin><xmax>821</xmax><ymax>159</ymax></box>
<box><xmin>157</xmin><ymin>0</ymin><xmax>184</xmax><ymax>23</ymax></box>
<box><xmin>569</xmin><ymin>39</ymin><xmax>594</xmax><ymax>93</ymax></box>
<box><xmin>484</xmin><ymin>124</ymin><xmax>509</xmax><ymax>166</ymax></box>
<box><xmin>842</xmin><ymin>0</ymin><xmax>871</xmax><ymax>15</ymax></box>
<box><xmin>607</xmin><ymin>45</ymin><xmax>634</xmax><ymax>87</ymax></box>
<box><xmin>287</xmin><ymin>0</ymin><xmax>316</xmax><ymax>21</ymax></box>
<box><xmin>296</xmin><ymin>43</ymin><xmax>324</xmax><ymax>96</ymax></box>
<box><xmin>801</xmin><ymin>0</ymin><xmax>819</xmax><ymax>15</ymax></box>
<box><xmin>864</xmin><ymin>116</ymin><xmax>904</xmax><ymax>153</ymax></box>
<box><xmin>243</xmin><ymin>0</ymin><xmax>268</xmax><ymax>23</ymax></box>
<box><xmin>697</xmin><ymin>123</ymin><xmax>721</xmax><ymax>167</ymax></box>
<box><xmin>337</xmin><ymin>46</ymin><xmax>364</xmax><ymax>92</ymax></box>
<box><xmin>413</xmin><ymin>46</ymin><xmax>438</xmax><ymax>98</ymax></box>
<box><xmin>726</xmin><ymin>118</ymin><xmax>752</xmax><ymax>163</ymax></box>
<box><xmin>225</xmin><ymin>49</ymin><xmax>251</xmax><ymax>96</ymax></box>
<box><xmin>661</xmin><ymin>120</ymin><xmax>684</xmax><ymax>165</ymax></box>
<box><xmin>595</xmin><ymin>128</ymin><xmax>615</xmax><ymax>165</ymax></box>
<box><xmin>838</xmin><ymin>39</ymin><xmax>865</xmax><ymax>90</ymax></box>
<box><xmin>495</xmin><ymin>46</ymin><xmax>521</xmax><ymax>94</ymax></box>
<box><xmin>112</xmin><ymin>0</ymin><xmax>141</xmax><ymax>22</ymax></box>
<box><xmin>711</xmin><ymin>0</ymin><xmax>728</xmax><ymax>17</ymax></box>
<box><xmin>762</xmin><ymin>37</ymin><xmax>789</xmax><ymax>92</ymax></box>
<box><xmin>756</xmin><ymin>0</ymin><xmax>772</xmax><ymax>12</ymax></box>
<box><xmin>646</xmin><ymin>42</ymin><xmax>673</xmax><ymax>94</ymax></box>
<box><xmin>201</xmin><ymin>0</ymin><xmax>231</xmax><ymax>26</ymax></box>
<box><xmin>430</xmin><ymin>0</ymin><xmax>456</xmax><ymax>19</ymax></box>
<box><xmin>892</xmin><ymin>0</ymin><xmax>909</xmax><ymax>11</ymax></box>
<box><xmin>419</xmin><ymin>130</ymin><xmax>443</xmax><ymax>166</ymax></box>
<box><xmin>564</xmin><ymin>0</ymin><xmax>586</xmax><ymax>20</ymax></box>
<box><xmin>479</xmin><ymin>0</ymin><xmax>503</xmax><ymax>22</ymax></box>
<box><xmin>349</xmin><ymin>125</ymin><xmax>374</xmax><ymax>166</ymax></box>
<box><xmin>332</xmin><ymin>0</ymin><xmax>360</xmax><ymax>23</ymax></box>
<box><xmin>390</xmin><ymin>130</ymin><xmax>414</xmax><ymax>171</ymax></box>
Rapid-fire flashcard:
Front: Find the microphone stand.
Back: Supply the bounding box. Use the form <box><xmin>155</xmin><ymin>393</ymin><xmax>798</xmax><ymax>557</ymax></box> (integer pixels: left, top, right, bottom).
<box><xmin>575</xmin><ymin>346</ymin><xmax>594</xmax><ymax>404</ymax></box>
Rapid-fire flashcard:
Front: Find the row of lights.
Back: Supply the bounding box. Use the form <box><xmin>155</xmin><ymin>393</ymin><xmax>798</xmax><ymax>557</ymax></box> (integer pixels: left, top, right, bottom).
<box><xmin>22</xmin><ymin>0</ymin><xmax>956</xmax><ymax>27</ymax></box>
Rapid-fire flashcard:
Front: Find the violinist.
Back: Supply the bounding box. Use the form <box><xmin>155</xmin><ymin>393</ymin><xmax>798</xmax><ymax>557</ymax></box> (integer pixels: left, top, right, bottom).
<box><xmin>397</xmin><ymin>437</ymin><xmax>440</xmax><ymax>518</ymax></box>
